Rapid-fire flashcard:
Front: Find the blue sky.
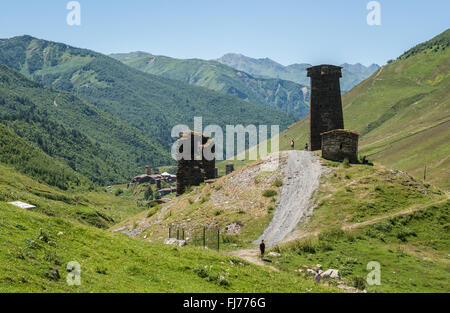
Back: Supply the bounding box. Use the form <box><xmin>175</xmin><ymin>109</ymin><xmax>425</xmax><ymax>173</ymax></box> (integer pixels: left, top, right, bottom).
<box><xmin>0</xmin><ymin>0</ymin><xmax>449</xmax><ymax>66</ymax></box>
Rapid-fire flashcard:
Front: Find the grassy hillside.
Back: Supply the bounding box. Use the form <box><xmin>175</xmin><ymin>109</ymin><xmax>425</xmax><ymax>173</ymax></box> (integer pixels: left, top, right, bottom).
<box><xmin>111</xmin><ymin>53</ymin><xmax>309</xmax><ymax>118</ymax></box>
<box><xmin>113</xmin><ymin>154</ymin><xmax>286</xmax><ymax>249</ymax></box>
<box><xmin>0</xmin><ymin>158</ymin><xmax>146</xmax><ymax>228</ymax></box>
<box><xmin>0</xmin><ymin>36</ymin><xmax>296</xmax><ymax>152</ymax></box>
<box><xmin>116</xmin><ymin>151</ymin><xmax>448</xmax><ymax>292</ymax></box>
<box><xmin>243</xmin><ymin>29</ymin><xmax>450</xmax><ymax>189</ymax></box>
<box><xmin>217</xmin><ymin>53</ymin><xmax>380</xmax><ymax>92</ymax></box>
<box><xmin>267</xmin><ymin>160</ymin><xmax>449</xmax><ymax>293</ymax></box>
<box><xmin>0</xmin><ymin>174</ymin><xmax>331</xmax><ymax>292</ymax></box>
<box><xmin>0</xmin><ymin>63</ymin><xmax>171</xmax><ymax>185</ymax></box>
<box><xmin>0</xmin><ymin>123</ymin><xmax>90</xmax><ymax>190</ymax></box>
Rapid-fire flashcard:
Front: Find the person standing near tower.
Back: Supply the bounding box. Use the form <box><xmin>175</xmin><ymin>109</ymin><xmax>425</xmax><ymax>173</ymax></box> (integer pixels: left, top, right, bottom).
<box><xmin>259</xmin><ymin>240</ymin><xmax>266</xmax><ymax>259</ymax></box>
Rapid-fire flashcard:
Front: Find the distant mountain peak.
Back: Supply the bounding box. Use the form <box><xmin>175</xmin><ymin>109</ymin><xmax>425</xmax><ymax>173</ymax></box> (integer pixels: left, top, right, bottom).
<box><xmin>217</xmin><ymin>53</ymin><xmax>380</xmax><ymax>92</ymax></box>
<box><xmin>109</xmin><ymin>51</ymin><xmax>152</xmax><ymax>61</ymax></box>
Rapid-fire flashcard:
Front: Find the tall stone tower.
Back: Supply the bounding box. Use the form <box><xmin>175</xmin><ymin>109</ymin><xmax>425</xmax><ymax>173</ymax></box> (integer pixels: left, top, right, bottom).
<box><xmin>307</xmin><ymin>65</ymin><xmax>344</xmax><ymax>151</ymax></box>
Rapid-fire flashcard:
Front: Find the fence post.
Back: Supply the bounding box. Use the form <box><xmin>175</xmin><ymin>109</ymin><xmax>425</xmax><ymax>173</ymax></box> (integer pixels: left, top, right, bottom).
<box><xmin>169</xmin><ymin>226</ymin><xmax>171</xmax><ymax>238</ymax></box>
<box><xmin>217</xmin><ymin>228</ymin><xmax>220</xmax><ymax>251</ymax></box>
<box><xmin>177</xmin><ymin>229</ymin><xmax>179</xmax><ymax>240</ymax></box>
<box><xmin>182</xmin><ymin>229</ymin><xmax>185</xmax><ymax>240</ymax></box>
<box><xmin>203</xmin><ymin>227</ymin><xmax>206</xmax><ymax>248</ymax></box>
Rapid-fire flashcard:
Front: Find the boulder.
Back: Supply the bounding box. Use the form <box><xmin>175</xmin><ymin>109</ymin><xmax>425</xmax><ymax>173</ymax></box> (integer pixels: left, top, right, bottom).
<box><xmin>268</xmin><ymin>252</ymin><xmax>281</xmax><ymax>257</ymax></box>
<box><xmin>225</xmin><ymin>222</ymin><xmax>243</xmax><ymax>235</ymax></box>
<box><xmin>321</xmin><ymin>269</ymin><xmax>340</xmax><ymax>280</ymax></box>
<box><xmin>306</xmin><ymin>269</ymin><xmax>317</xmax><ymax>277</ymax></box>
<box><xmin>164</xmin><ymin>238</ymin><xmax>187</xmax><ymax>247</ymax></box>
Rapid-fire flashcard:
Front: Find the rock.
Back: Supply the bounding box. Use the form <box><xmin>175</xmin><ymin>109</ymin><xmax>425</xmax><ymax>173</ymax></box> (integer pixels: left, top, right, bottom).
<box><xmin>225</xmin><ymin>222</ymin><xmax>243</xmax><ymax>235</ymax></box>
<box><xmin>315</xmin><ymin>264</ymin><xmax>323</xmax><ymax>270</ymax></box>
<box><xmin>164</xmin><ymin>238</ymin><xmax>187</xmax><ymax>247</ymax></box>
<box><xmin>268</xmin><ymin>252</ymin><xmax>281</xmax><ymax>257</ymax></box>
<box><xmin>306</xmin><ymin>269</ymin><xmax>317</xmax><ymax>276</ymax></box>
<box><xmin>321</xmin><ymin>269</ymin><xmax>340</xmax><ymax>280</ymax></box>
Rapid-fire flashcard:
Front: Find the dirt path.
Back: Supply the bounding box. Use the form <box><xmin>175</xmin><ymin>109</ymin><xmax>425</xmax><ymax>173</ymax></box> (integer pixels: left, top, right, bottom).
<box><xmin>225</xmin><ymin>249</ymin><xmax>279</xmax><ymax>271</ymax></box>
<box><xmin>342</xmin><ymin>198</ymin><xmax>448</xmax><ymax>231</ymax></box>
<box><xmin>254</xmin><ymin>150</ymin><xmax>322</xmax><ymax>247</ymax></box>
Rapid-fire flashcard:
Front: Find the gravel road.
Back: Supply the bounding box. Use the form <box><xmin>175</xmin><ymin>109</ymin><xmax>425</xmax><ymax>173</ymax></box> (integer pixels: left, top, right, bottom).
<box><xmin>255</xmin><ymin>150</ymin><xmax>322</xmax><ymax>247</ymax></box>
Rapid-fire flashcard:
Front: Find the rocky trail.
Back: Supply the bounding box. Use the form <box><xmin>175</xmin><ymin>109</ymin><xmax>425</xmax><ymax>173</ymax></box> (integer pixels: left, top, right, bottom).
<box><xmin>254</xmin><ymin>150</ymin><xmax>322</xmax><ymax>247</ymax></box>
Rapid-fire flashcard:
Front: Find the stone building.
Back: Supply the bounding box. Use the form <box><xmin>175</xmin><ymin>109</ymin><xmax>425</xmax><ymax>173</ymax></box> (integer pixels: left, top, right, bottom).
<box><xmin>307</xmin><ymin>65</ymin><xmax>345</xmax><ymax>151</ymax></box>
<box><xmin>321</xmin><ymin>129</ymin><xmax>359</xmax><ymax>163</ymax></box>
<box><xmin>130</xmin><ymin>173</ymin><xmax>161</xmax><ymax>185</ymax></box>
<box><xmin>176</xmin><ymin>131</ymin><xmax>215</xmax><ymax>195</ymax></box>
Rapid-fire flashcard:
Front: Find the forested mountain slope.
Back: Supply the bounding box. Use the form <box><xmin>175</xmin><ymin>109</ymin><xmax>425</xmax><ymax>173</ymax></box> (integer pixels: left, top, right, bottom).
<box><xmin>0</xmin><ymin>64</ymin><xmax>171</xmax><ymax>185</ymax></box>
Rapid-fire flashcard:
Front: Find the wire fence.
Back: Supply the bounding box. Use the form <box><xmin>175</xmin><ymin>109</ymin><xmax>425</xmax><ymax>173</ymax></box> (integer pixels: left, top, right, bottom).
<box><xmin>169</xmin><ymin>226</ymin><xmax>221</xmax><ymax>251</ymax></box>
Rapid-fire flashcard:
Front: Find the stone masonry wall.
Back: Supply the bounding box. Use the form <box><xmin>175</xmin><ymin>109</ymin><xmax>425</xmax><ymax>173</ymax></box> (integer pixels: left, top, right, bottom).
<box><xmin>321</xmin><ymin>129</ymin><xmax>359</xmax><ymax>163</ymax></box>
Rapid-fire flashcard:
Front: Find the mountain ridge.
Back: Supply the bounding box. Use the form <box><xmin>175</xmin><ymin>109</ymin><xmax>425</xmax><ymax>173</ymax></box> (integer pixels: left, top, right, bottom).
<box><xmin>110</xmin><ymin>53</ymin><xmax>310</xmax><ymax>118</ymax></box>
<box><xmin>217</xmin><ymin>53</ymin><xmax>380</xmax><ymax>92</ymax></box>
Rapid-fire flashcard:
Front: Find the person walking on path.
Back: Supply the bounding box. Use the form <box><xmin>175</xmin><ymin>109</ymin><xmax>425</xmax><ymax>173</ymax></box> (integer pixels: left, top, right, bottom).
<box><xmin>290</xmin><ymin>138</ymin><xmax>295</xmax><ymax>150</ymax></box>
<box><xmin>259</xmin><ymin>240</ymin><xmax>266</xmax><ymax>259</ymax></box>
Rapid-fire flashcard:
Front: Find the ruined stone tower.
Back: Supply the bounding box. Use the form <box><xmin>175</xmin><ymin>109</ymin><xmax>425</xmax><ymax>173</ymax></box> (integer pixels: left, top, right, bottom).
<box><xmin>307</xmin><ymin>65</ymin><xmax>344</xmax><ymax>151</ymax></box>
<box><xmin>176</xmin><ymin>131</ymin><xmax>215</xmax><ymax>196</ymax></box>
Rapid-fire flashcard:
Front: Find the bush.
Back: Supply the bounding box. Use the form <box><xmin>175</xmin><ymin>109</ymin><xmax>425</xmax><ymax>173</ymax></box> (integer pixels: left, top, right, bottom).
<box><xmin>396</xmin><ymin>228</ymin><xmax>417</xmax><ymax>242</ymax></box>
<box><xmin>294</xmin><ymin>239</ymin><xmax>316</xmax><ymax>254</ymax></box>
<box><xmin>272</xmin><ymin>179</ymin><xmax>283</xmax><ymax>187</ymax></box>
<box><xmin>318</xmin><ymin>228</ymin><xmax>345</xmax><ymax>242</ymax></box>
<box><xmin>343</xmin><ymin>158</ymin><xmax>350</xmax><ymax>168</ymax></box>
<box><xmin>262</xmin><ymin>189</ymin><xmax>277</xmax><ymax>198</ymax></box>
<box><xmin>222</xmin><ymin>235</ymin><xmax>240</xmax><ymax>244</ymax></box>
<box><xmin>147</xmin><ymin>205</ymin><xmax>161</xmax><ymax>218</ymax></box>
<box><xmin>353</xmin><ymin>276</ymin><xmax>367</xmax><ymax>290</ymax></box>
<box><xmin>144</xmin><ymin>187</ymin><xmax>153</xmax><ymax>200</ymax></box>
<box><xmin>114</xmin><ymin>189</ymin><xmax>123</xmax><ymax>196</ymax></box>
<box><xmin>374</xmin><ymin>222</ymin><xmax>393</xmax><ymax>233</ymax></box>
<box><xmin>95</xmin><ymin>266</ymin><xmax>108</xmax><ymax>275</ymax></box>
<box><xmin>200</xmin><ymin>194</ymin><xmax>210</xmax><ymax>204</ymax></box>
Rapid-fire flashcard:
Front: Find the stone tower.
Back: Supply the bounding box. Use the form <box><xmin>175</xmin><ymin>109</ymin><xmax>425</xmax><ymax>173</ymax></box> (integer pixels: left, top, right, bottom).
<box><xmin>307</xmin><ymin>65</ymin><xmax>344</xmax><ymax>151</ymax></box>
<box><xmin>176</xmin><ymin>131</ymin><xmax>216</xmax><ymax>196</ymax></box>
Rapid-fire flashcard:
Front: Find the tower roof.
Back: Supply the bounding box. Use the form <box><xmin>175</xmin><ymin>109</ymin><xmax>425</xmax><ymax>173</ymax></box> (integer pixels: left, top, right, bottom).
<box><xmin>307</xmin><ymin>65</ymin><xmax>343</xmax><ymax>77</ymax></box>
